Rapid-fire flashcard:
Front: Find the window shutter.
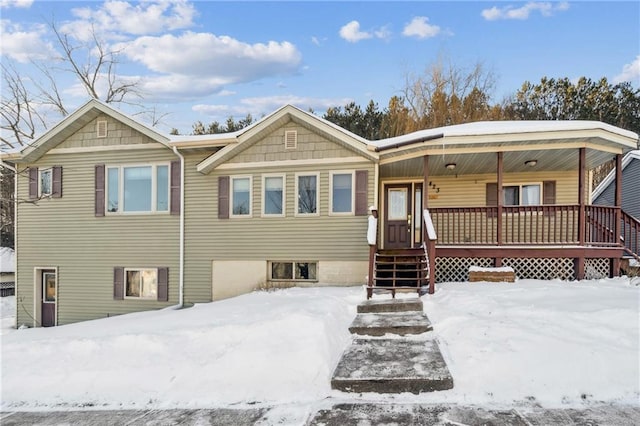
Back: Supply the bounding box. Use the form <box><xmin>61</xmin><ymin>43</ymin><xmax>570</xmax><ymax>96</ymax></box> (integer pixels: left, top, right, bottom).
<box><xmin>95</xmin><ymin>165</ymin><xmax>105</xmax><ymax>217</ymax></box>
<box><xmin>355</xmin><ymin>170</ymin><xmax>368</xmax><ymax>216</ymax></box>
<box><xmin>28</xmin><ymin>167</ymin><xmax>38</xmax><ymax>199</ymax></box>
<box><xmin>543</xmin><ymin>181</ymin><xmax>556</xmax><ymax>217</ymax></box>
<box><xmin>218</xmin><ymin>176</ymin><xmax>229</xmax><ymax>219</ymax></box>
<box><xmin>170</xmin><ymin>160</ymin><xmax>180</xmax><ymax>215</ymax></box>
<box><xmin>52</xmin><ymin>166</ymin><xmax>63</xmax><ymax>198</ymax></box>
<box><xmin>486</xmin><ymin>182</ymin><xmax>498</xmax><ymax>218</ymax></box>
<box><xmin>157</xmin><ymin>267</ymin><xmax>169</xmax><ymax>301</ymax></box>
<box><xmin>113</xmin><ymin>267</ymin><xmax>124</xmax><ymax>300</ymax></box>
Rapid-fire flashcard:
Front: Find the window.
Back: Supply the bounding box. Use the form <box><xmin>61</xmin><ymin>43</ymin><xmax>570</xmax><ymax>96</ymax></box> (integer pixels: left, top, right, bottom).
<box><xmin>231</xmin><ymin>176</ymin><xmax>252</xmax><ymax>216</ymax></box>
<box><xmin>125</xmin><ymin>268</ymin><xmax>157</xmax><ymax>299</ymax></box>
<box><xmin>106</xmin><ymin>164</ymin><xmax>169</xmax><ymax>213</ymax></box>
<box><xmin>263</xmin><ymin>175</ymin><xmax>285</xmax><ymax>216</ymax></box>
<box><xmin>504</xmin><ymin>184</ymin><xmax>541</xmax><ymax>205</ymax></box>
<box><xmin>40</xmin><ymin>169</ymin><xmax>52</xmax><ymax>196</ymax></box>
<box><xmin>296</xmin><ymin>173</ymin><xmax>318</xmax><ymax>215</ymax></box>
<box><xmin>330</xmin><ymin>172</ymin><xmax>354</xmax><ymax>214</ymax></box>
<box><xmin>270</xmin><ymin>261</ymin><xmax>317</xmax><ymax>281</ymax></box>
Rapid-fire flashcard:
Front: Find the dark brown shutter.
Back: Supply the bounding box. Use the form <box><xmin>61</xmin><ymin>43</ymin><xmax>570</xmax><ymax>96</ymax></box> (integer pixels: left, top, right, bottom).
<box><xmin>170</xmin><ymin>160</ymin><xmax>180</xmax><ymax>215</ymax></box>
<box><xmin>95</xmin><ymin>165</ymin><xmax>105</xmax><ymax>217</ymax></box>
<box><xmin>355</xmin><ymin>170</ymin><xmax>368</xmax><ymax>216</ymax></box>
<box><xmin>218</xmin><ymin>176</ymin><xmax>229</xmax><ymax>219</ymax></box>
<box><xmin>157</xmin><ymin>267</ymin><xmax>169</xmax><ymax>301</ymax></box>
<box><xmin>543</xmin><ymin>181</ymin><xmax>556</xmax><ymax>217</ymax></box>
<box><xmin>28</xmin><ymin>167</ymin><xmax>38</xmax><ymax>199</ymax></box>
<box><xmin>486</xmin><ymin>182</ymin><xmax>498</xmax><ymax>218</ymax></box>
<box><xmin>113</xmin><ymin>267</ymin><xmax>124</xmax><ymax>300</ymax></box>
<box><xmin>52</xmin><ymin>166</ymin><xmax>62</xmax><ymax>198</ymax></box>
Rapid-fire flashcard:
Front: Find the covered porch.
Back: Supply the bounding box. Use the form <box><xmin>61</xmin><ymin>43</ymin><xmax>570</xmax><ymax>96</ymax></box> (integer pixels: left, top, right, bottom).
<box><xmin>366</xmin><ymin>121</ymin><xmax>639</xmax><ymax>296</ymax></box>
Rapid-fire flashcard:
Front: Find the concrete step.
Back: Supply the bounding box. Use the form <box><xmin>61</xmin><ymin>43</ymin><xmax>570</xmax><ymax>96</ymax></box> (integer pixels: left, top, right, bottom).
<box><xmin>331</xmin><ymin>338</ymin><xmax>454</xmax><ymax>394</ymax></box>
<box><xmin>349</xmin><ymin>312</ymin><xmax>433</xmax><ymax>336</ymax></box>
<box><xmin>357</xmin><ymin>298</ymin><xmax>423</xmax><ymax>314</ymax></box>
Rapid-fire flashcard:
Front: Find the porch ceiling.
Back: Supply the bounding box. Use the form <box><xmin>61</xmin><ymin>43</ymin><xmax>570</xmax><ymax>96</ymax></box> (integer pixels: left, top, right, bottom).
<box><xmin>379</xmin><ymin>147</ymin><xmax>615</xmax><ymax>178</ymax></box>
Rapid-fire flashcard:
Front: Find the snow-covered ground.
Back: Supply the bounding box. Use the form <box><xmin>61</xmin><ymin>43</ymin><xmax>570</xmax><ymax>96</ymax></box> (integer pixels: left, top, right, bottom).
<box><xmin>1</xmin><ymin>278</ymin><xmax>638</xmax><ymax>412</ymax></box>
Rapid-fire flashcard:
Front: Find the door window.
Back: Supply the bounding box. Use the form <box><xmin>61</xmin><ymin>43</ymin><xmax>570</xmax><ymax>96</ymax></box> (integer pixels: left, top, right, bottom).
<box><xmin>388</xmin><ymin>188</ymin><xmax>408</xmax><ymax>220</ymax></box>
<box><xmin>43</xmin><ymin>272</ymin><xmax>56</xmax><ymax>303</ymax></box>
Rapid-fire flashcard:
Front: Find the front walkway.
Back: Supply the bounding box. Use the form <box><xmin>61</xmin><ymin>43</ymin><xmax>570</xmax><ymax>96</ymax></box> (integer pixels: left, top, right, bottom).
<box><xmin>2</xmin><ymin>403</ymin><xmax>639</xmax><ymax>425</ymax></box>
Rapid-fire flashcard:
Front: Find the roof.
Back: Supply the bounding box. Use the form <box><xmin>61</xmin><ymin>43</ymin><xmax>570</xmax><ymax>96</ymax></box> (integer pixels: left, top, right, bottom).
<box><xmin>372</xmin><ymin>120</ymin><xmax>639</xmax><ymax>150</ymax></box>
<box><xmin>0</xmin><ymin>247</ymin><xmax>15</xmax><ymax>274</ymax></box>
<box><xmin>592</xmin><ymin>150</ymin><xmax>640</xmax><ymax>199</ymax></box>
<box><xmin>10</xmin><ymin>99</ymin><xmax>170</xmax><ymax>163</ymax></box>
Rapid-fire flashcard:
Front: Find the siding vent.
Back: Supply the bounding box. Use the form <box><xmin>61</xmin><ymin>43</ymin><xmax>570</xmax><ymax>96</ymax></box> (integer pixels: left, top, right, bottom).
<box><xmin>284</xmin><ymin>130</ymin><xmax>297</xmax><ymax>149</ymax></box>
<box><xmin>96</xmin><ymin>120</ymin><xmax>108</xmax><ymax>138</ymax></box>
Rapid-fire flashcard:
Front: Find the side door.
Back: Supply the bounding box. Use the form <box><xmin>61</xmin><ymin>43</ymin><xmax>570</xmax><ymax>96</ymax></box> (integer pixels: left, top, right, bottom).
<box><xmin>41</xmin><ymin>270</ymin><xmax>56</xmax><ymax>327</ymax></box>
<box><xmin>384</xmin><ymin>184</ymin><xmax>412</xmax><ymax>249</ymax></box>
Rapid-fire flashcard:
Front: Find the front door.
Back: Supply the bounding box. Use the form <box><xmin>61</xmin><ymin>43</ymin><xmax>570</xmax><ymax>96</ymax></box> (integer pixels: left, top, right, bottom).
<box><xmin>41</xmin><ymin>271</ymin><xmax>56</xmax><ymax>327</ymax></box>
<box><xmin>385</xmin><ymin>184</ymin><xmax>412</xmax><ymax>249</ymax></box>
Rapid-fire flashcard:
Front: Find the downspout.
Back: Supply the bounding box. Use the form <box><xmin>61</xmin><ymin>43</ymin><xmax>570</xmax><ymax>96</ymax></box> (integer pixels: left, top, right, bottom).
<box><xmin>171</xmin><ymin>146</ymin><xmax>185</xmax><ymax>308</ymax></box>
<box><xmin>0</xmin><ymin>159</ymin><xmax>18</xmax><ymax>323</ymax></box>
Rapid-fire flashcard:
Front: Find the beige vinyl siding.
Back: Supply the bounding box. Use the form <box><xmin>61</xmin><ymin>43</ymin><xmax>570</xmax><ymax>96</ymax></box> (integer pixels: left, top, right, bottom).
<box><xmin>416</xmin><ymin>170</ymin><xmax>579</xmax><ymax>207</ymax></box>
<box><xmin>228</xmin><ymin>122</ymin><xmax>358</xmax><ymax>163</ymax></box>
<box><xmin>57</xmin><ymin>116</ymin><xmax>157</xmax><ymax>149</ymax></box>
<box><xmin>16</xmin><ymin>148</ymin><xmax>179</xmax><ymax>326</ymax></box>
<box><xmin>182</xmin><ymin>140</ymin><xmax>375</xmax><ymax>302</ymax></box>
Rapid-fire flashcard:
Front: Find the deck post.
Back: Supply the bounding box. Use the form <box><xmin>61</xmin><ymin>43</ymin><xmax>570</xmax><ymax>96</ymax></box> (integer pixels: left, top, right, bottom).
<box><xmin>497</xmin><ymin>152</ymin><xmax>503</xmax><ymax>245</ymax></box>
<box><xmin>423</xmin><ymin>155</ymin><xmax>429</xmax><ymax>243</ymax></box>
<box><xmin>612</xmin><ymin>153</ymin><xmax>623</xmax><ymax>277</ymax></box>
<box><xmin>576</xmin><ymin>147</ymin><xmax>586</xmax><ymax>280</ymax></box>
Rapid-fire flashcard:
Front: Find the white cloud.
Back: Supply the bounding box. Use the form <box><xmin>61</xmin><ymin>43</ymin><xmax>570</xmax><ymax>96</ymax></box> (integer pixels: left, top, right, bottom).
<box><xmin>0</xmin><ymin>0</ymin><xmax>33</xmax><ymax>9</ymax></box>
<box><xmin>217</xmin><ymin>90</ymin><xmax>236</xmax><ymax>97</ymax></box>
<box><xmin>109</xmin><ymin>32</ymin><xmax>302</xmax><ymax>101</ymax></box>
<box><xmin>193</xmin><ymin>95</ymin><xmax>353</xmax><ymax>120</ymax></box>
<box><xmin>61</xmin><ymin>0</ymin><xmax>197</xmax><ymax>41</ymax></box>
<box><xmin>339</xmin><ymin>20</ymin><xmax>372</xmax><ymax>43</ymax></box>
<box><xmin>374</xmin><ymin>25</ymin><xmax>392</xmax><ymax>41</ymax></box>
<box><xmin>613</xmin><ymin>55</ymin><xmax>640</xmax><ymax>85</ymax></box>
<box><xmin>402</xmin><ymin>17</ymin><xmax>440</xmax><ymax>39</ymax></box>
<box><xmin>481</xmin><ymin>2</ymin><xmax>569</xmax><ymax>21</ymax></box>
<box><xmin>0</xmin><ymin>21</ymin><xmax>55</xmax><ymax>62</ymax></box>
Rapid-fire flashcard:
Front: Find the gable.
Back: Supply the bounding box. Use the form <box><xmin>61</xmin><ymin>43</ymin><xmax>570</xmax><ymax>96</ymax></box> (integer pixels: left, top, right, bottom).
<box><xmin>227</xmin><ymin>121</ymin><xmax>363</xmax><ymax>165</ymax></box>
<box><xmin>55</xmin><ymin>115</ymin><xmax>159</xmax><ymax>151</ymax></box>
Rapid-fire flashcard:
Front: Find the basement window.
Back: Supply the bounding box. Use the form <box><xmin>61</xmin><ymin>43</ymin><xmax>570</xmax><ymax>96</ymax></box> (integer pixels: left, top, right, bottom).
<box><xmin>270</xmin><ymin>261</ymin><xmax>317</xmax><ymax>281</ymax></box>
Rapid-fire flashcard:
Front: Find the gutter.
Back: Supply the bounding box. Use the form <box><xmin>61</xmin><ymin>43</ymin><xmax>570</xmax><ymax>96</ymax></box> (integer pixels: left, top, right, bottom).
<box><xmin>374</xmin><ymin>133</ymin><xmax>444</xmax><ymax>152</ymax></box>
<box><xmin>171</xmin><ymin>146</ymin><xmax>185</xmax><ymax>309</ymax></box>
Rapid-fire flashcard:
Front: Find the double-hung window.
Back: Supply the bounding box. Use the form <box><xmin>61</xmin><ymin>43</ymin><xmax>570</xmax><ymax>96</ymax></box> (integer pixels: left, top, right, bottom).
<box><xmin>40</xmin><ymin>169</ymin><xmax>52</xmax><ymax>197</ymax></box>
<box><xmin>504</xmin><ymin>184</ymin><xmax>541</xmax><ymax>206</ymax></box>
<box><xmin>231</xmin><ymin>176</ymin><xmax>252</xmax><ymax>217</ymax></box>
<box><xmin>263</xmin><ymin>174</ymin><xmax>285</xmax><ymax>216</ymax></box>
<box><xmin>296</xmin><ymin>173</ymin><xmax>319</xmax><ymax>216</ymax></box>
<box><xmin>330</xmin><ymin>171</ymin><xmax>354</xmax><ymax>215</ymax></box>
<box><xmin>106</xmin><ymin>164</ymin><xmax>169</xmax><ymax>213</ymax></box>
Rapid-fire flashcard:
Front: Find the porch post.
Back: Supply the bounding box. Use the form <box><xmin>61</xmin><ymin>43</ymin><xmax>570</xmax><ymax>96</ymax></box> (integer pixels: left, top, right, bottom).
<box><xmin>423</xmin><ymin>155</ymin><xmax>429</xmax><ymax>244</ymax></box>
<box><xmin>612</xmin><ymin>153</ymin><xmax>623</xmax><ymax>276</ymax></box>
<box><xmin>576</xmin><ymin>147</ymin><xmax>586</xmax><ymax>280</ymax></box>
<box><xmin>497</xmin><ymin>152</ymin><xmax>503</xmax><ymax>246</ymax></box>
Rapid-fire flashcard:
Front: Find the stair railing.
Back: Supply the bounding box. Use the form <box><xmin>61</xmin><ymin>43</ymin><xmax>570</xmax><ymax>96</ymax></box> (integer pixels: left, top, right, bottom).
<box><xmin>423</xmin><ymin>209</ymin><xmax>438</xmax><ymax>294</ymax></box>
<box><xmin>621</xmin><ymin>210</ymin><xmax>640</xmax><ymax>263</ymax></box>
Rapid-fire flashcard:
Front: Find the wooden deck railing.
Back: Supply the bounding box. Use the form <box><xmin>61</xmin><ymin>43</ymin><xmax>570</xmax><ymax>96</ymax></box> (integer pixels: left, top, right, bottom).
<box><xmin>585</xmin><ymin>205</ymin><xmax>620</xmax><ymax>246</ymax></box>
<box><xmin>621</xmin><ymin>210</ymin><xmax>640</xmax><ymax>261</ymax></box>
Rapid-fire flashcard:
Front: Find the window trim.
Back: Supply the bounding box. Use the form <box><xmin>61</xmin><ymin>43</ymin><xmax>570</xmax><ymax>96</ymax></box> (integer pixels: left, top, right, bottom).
<box><xmin>329</xmin><ymin>170</ymin><xmax>355</xmax><ymax>216</ymax></box>
<box><xmin>123</xmin><ymin>267</ymin><xmax>158</xmax><ymax>300</ymax></box>
<box><xmin>39</xmin><ymin>168</ymin><xmax>52</xmax><ymax>197</ymax></box>
<box><xmin>269</xmin><ymin>261</ymin><xmax>318</xmax><ymax>282</ymax></box>
<box><xmin>230</xmin><ymin>175</ymin><xmax>253</xmax><ymax>218</ymax></box>
<box><xmin>261</xmin><ymin>173</ymin><xmax>286</xmax><ymax>217</ymax></box>
<box><xmin>503</xmin><ymin>182</ymin><xmax>543</xmax><ymax>206</ymax></box>
<box><xmin>105</xmin><ymin>163</ymin><xmax>170</xmax><ymax>215</ymax></box>
<box><xmin>295</xmin><ymin>172</ymin><xmax>320</xmax><ymax>217</ymax></box>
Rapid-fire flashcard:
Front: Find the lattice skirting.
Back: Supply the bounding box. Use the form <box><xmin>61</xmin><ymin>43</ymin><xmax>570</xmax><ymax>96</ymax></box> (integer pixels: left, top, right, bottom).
<box><xmin>436</xmin><ymin>257</ymin><xmax>581</xmax><ymax>282</ymax></box>
<box><xmin>584</xmin><ymin>258</ymin><xmax>610</xmax><ymax>280</ymax></box>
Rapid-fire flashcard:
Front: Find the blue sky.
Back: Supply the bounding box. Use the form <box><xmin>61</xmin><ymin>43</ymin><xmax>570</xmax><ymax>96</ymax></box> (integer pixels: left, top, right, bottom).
<box><xmin>1</xmin><ymin>0</ymin><xmax>639</xmax><ymax>136</ymax></box>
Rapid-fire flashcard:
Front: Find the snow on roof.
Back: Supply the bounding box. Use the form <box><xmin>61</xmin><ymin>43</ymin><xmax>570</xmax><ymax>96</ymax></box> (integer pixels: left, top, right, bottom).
<box><xmin>0</xmin><ymin>247</ymin><xmax>15</xmax><ymax>274</ymax></box>
<box><xmin>371</xmin><ymin>120</ymin><xmax>639</xmax><ymax>149</ymax></box>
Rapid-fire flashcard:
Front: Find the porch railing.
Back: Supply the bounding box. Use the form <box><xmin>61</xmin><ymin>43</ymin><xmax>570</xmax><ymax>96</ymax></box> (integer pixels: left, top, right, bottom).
<box><xmin>621</xmin><ymin>210</ymin><xmax>640</xmax><ymax>261</ymax></box>
<box><xmin>429</xmin><ymin>204</ymin><xmax>625</xmax><ymax>247</ymax></box>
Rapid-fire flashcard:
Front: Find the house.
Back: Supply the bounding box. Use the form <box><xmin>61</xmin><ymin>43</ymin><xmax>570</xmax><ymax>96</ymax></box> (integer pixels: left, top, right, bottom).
<box><xmin>0</xmin><ymin>247</ymin><xmax>15</xmax><ymax>296</ymax></box>
<box><xmin>2</xmin><ymin>99</ymin><xmax>638</xmax><ymax>327</ymax></box>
